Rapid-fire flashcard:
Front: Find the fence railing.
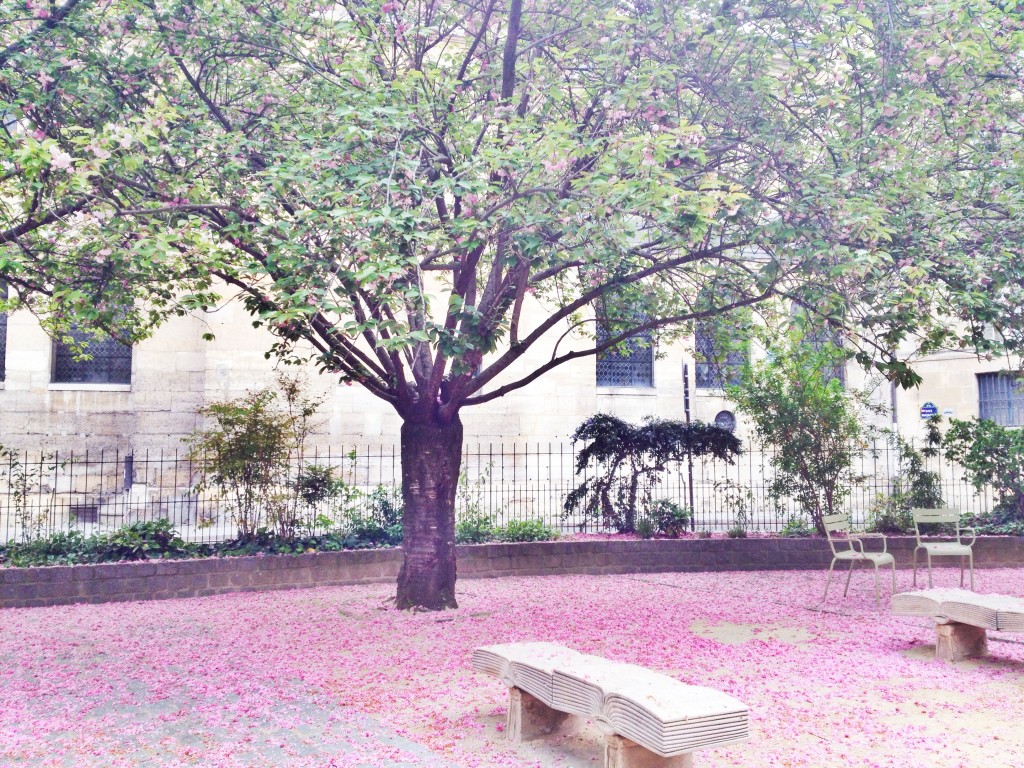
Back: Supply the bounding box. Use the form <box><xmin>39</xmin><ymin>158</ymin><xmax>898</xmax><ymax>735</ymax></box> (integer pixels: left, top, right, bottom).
<box><xmin>0</xmin><ymin>440</ymin><xmax>994</xmax><ymax>545</ymax></box>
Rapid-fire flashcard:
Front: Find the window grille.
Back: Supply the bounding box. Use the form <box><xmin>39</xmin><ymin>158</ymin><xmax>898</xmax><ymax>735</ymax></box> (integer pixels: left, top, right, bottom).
<box><xmin>596</xmin><ymin>325</ymin><xmax>653</xmax><ymax>388</ymax></box>
<box><xmin>52</xmin><ymin>327</ymin><xmax>132</xmax><ymax>385</ymax></box>
<box><xmin>694</xmin><ymin>323</ymin><xmax>745</xmax><ymax>389</ymax></box>
<box><xmin>978</xmin><ymin>372</ymin><xmax>1024</xmax><ymax>427</ymax></box>
<box><xmin>801</xmin><ymin>327</ymin><xmax>845</xmax><ymax>386</ymax></box>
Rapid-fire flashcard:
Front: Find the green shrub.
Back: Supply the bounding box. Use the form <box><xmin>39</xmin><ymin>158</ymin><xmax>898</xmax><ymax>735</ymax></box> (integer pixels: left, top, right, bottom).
<box><xmin>456</xmin><ymin>511</ymin><xmax>497</xmax><ymax>544</ymax></box>
<box><xmin>1</xmin><ymin>530</ymin><xmax>89</xmax><ymax>566</ymax></box>
<box><xmin>726</xmin><ymin>526</ymin><xmax>747</xmax><ymax>539</ymax></box>
<box><xmin>944</xmin><ymin>417</ymin><xmax>1024</xmax><ymax>522</ymax></box>
<box><xmin>647</xmin><ymin>499</ymin><xmax>691</xmax><ymax>538</ymax></box>
<box><xmin>94</xmin><ymin>519</ymin><xmax>195</xmax><ymax>561</ymax></box>
<box><xmin>497</xmin><ymin>519</ymin><xmax>558</xmax><ymax>542</ymax></box>
<box><xmin>779</xmin><ymin>514</ymin><xmax>814</xmax><ymax>537</ymax></box>
<box><xmin>635</xmin><ymin>517</ymin><xmax>656</xmax><ymax>539</ymax></box>
<box><xmin>0</xmin><ymin>520</ymin><xmax>200</xmax><ymax>566</ymax></box>
<box><xmin>866</xmin><ymin>497</ymin><xmax>914</xmax><ymax>534</ymax></box>
<box><xmin>340</xmin><ymin>485</ymin><xmax>403</xmax><ymax>547</ymax></box>
<box><xmin>727</xmin><ymin>331</ymin><xmax>878</xmax><ymax>534</ymax></box>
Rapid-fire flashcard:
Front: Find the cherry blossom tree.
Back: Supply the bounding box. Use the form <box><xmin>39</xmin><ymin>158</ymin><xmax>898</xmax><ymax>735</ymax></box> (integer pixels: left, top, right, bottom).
<box><xmin>2</xmin><ymin>0</ymin><xmax>1022</xmax><ymax>608</ymax></box>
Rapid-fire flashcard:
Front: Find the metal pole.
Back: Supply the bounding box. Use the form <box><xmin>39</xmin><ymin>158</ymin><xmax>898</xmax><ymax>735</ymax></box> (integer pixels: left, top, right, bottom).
<box><xmin>683</xmin><ymin>363</ymin><xmax>696</xmax><ymax>530</ymax></box>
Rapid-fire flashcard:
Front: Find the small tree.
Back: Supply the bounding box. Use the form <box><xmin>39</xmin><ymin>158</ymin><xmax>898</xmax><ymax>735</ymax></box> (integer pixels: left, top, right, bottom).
<box><xmin>564</xmin><ymin>414</ymin><xmax>740</xmax><ymax>533</ymax></box>
<box><xmin>943</xmin><ymin>418</ymin><xmax>1024</xmax><ymax>523</ymax></box>
<box><xmin>186</xmin><ymin>375</ymin><xmax>326</xmax><ymax>538</ymax></box>
<box><xmin>728</xmin><ymin>334</ymin><xmax>875</xmax><ymax>534</ymax></box>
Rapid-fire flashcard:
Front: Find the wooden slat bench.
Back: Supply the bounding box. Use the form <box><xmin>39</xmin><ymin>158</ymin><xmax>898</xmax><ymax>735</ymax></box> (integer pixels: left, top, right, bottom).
<box><xmin>892</xmin><ymin>589</ymin><xmax>1024</xmax><ymax>662</ymax></box>
<box><xmin>472</xmin><ymin>642</ymin><xmax>749</xmax><ymax>768</ymax></box>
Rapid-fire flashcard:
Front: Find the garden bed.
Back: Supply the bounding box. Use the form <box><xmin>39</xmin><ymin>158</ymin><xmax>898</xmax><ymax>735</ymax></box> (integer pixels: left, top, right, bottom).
<box><xmin>3</xmin><ymin>534</ymin><xmax>1024</xmax><ymax>609</ymax></box>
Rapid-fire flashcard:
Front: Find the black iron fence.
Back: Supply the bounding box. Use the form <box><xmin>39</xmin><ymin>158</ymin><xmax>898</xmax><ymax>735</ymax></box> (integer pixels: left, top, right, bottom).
<box><xmin>0</xmin><ymin>440</ymin><xmax>994</xmax><ymax>544</ymax></box>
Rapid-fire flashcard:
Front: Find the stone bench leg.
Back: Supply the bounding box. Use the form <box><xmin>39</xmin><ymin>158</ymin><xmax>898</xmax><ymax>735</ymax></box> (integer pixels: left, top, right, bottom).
<box><xmin>604</xmin><ymin>734</ymin><xmax>693</xmax><ymax>768</ymax></box>
<box><xmin>935</xmin><ymin>622</ymin><xmax>988</xmax><ymax>662</ymax></box>
<box><xmin>506</xmin><ymin>687</ymin><xmax>573</xmax><ymax>742</ymax></box>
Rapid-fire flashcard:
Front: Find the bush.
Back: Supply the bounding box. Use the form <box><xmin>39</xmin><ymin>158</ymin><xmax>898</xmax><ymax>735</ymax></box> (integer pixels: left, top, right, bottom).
<box><xmin>727</xmin><ymin>330</ymin><xmax>877</xmax><ymax>534</ymax></box>
<box><xmin>342</xmin><ymin>486</ymin><xmax>404</xmax><ymax>547</ymax></box>
<box><xmin>646</xmin><ymin>499</ymin><xmax>691</xmax><ymax>537</ymax></box>
<box><xmin>869</xmin><ymin>422</ymin><xmax>943</xmax><ymax>534</ymax></box>
<box><xmin>1</xmin><ymin>530</ymin><xmax>89</xmax><ymax>566</ymax></box>
<box><xmin>944</xmin><ymin>417</ymin><xmax>1024</xmax><ymax>522</ymax></box>
<box><xmin>185</xmin><ymin>374</ymin><xmax>327</xmax><ymax>539</ymax></box>
<box><xmin>0</xmin><ymin>520</ymin><xmax>201</xmax><ymax>566</ymax></box>
<box><xmin>866</xmin><ymin>497</ymin><xmax>914</xmax><ymax>534</ymax></box>
<box><xmin>635</xmin><ymin>518</ymin><xmax>656</xmax><ymax>539</ymax></box>
<box><xmin>564</xmin><ymin>414</ymin><xmax>739</xmax><ymax>534</ymax></box>
<box><xmin>779</xmin><ymin>515</ymin><xmax>814</xmax><ymax>537</ymax></box>
<box><xmin>455</xmin><ymin>511</ymin><xmax>497</xmax><ymax>544</ymax></box>
<box><xmin>496</xmin><ymin>519</ymin><xmax>558</xmax><ymax>542</ymax></box>
<box><xmin>94</xmin><ymin>519</ymin><xmax>196</xmax><ymax>561</ymax></box>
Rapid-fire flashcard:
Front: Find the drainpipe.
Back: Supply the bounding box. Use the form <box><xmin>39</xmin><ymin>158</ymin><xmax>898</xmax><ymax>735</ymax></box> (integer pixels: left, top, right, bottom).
<box><xmin>683</xmin><ymin>363</ymin><xmax>696</xmax><ymax>530</ymax></box>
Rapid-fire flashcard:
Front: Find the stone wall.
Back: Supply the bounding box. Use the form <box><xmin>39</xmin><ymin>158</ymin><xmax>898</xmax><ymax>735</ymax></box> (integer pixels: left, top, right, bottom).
<box><xmin>3</xmin><ymin>536</ymin><xmax>1023</xmax><ymax>609</ymax></box>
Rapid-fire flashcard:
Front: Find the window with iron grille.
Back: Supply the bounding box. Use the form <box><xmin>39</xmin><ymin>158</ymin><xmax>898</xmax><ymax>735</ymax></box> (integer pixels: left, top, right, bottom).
<box><xmin>978</xmin><ymin>372</ymin><xmax>1024</xmax><ymax>426</ymax></box>
<box><xmin>694</xmin><ymin>322</ymin><xmax>746</xmax><ymax>389</ymax></box>
<box><xmin>0</xmin><ymin>283</ymin><xmax>6</xmax><ymax>381</ymax></box>
<box><xmin>52</xmin><ymin>327</ymin><xmax>132</xmax><ymax>385</ymax></box>
<box><xmin>596</xmin><ymin>323</ymin><xmax>653</xmax><ymax>388</ymax></box>
<box><xmin>799</xmin><ymin>323</ymin><xmax>845</xmax><ymax>385</ymax></box>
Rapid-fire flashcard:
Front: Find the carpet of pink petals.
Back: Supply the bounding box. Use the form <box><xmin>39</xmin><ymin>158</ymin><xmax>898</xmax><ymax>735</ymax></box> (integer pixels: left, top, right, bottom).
<box><xmin>4</xmin><ymin>566</ymin><xmax>1024</xmax><ymax>767</ymax></box>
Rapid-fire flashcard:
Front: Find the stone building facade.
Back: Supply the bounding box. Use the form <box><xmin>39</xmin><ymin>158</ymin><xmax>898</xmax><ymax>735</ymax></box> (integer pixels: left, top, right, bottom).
<box><xmin>0</xmin><ymin>295</ymin><xmax>1019</xmax><ymax>455</ymax></box>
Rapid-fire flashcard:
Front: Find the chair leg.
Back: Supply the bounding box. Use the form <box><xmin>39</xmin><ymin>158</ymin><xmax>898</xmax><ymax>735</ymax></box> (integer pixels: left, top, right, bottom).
<box><xmin>890</xmin><ymin>560</ymin><xmax>896</xmax><ymax>596</ymax></box>
<box><xmin>969</xmin><ymin>552</ymin><xmax>974</xmax><ymax>591</ymax></box>
<box><xmin>912</xmin><ymin>548</ymin><xmax>918</xmax><ymax>587</ymax></box>
<box><xmin>873</xmin><ymin>563</ymin><xmax>881</xmax><ymax>608</ymax></box>
<box><xmin>927</xmin><ymin>552</ymin><xmax>933</xmax><ymax>588</ymax></box>
<box><xmin>843</xmin><ymin>558</ymin><xmax>855</xmax><ymax>597</ymax></box>
<box><xmin>960</xmin><ymin>556</ymin><xmax>965</xmax><ymax>588</ymax></box>
<box><xmin>823</xmin><ymin>559</ymin><xmax>837</xmax><ymax>603</ymax></box>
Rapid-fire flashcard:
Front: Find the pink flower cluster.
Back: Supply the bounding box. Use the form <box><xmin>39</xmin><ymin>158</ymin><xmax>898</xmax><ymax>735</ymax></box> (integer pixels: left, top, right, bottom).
<box><xmin>2</xmin><ymin>567</ymin><xmax>1024</xmax><ymax>767</ymax></box>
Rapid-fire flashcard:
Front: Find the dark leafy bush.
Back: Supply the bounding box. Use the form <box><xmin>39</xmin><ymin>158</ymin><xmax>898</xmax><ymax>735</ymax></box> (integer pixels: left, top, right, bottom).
<box><xmin>565</xmin><ymin>414</ymin><xmax>739</xmax><ymax>533</ymax></box>
<box><xmin>647</xmin><ymin>499</ymin><xmax>691</xmax><ymax>538</ymax></box>
<box><xmin>0</xmin><ymin>520</ymin><xmax>201</xmax><ymax>566</ymax></box>
<box><xmin>95</xmin><ymin>519</ymin><xmax>196</xmax><ymax>561</ymax></box>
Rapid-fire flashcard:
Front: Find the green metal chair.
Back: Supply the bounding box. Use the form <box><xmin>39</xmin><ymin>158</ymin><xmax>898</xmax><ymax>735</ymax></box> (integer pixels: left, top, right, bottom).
<box><xmin>911</xmin><ymin>507</ymin><xmax>976</xmax><ymax>590</ymax></box>
<box><xmin>822</xmin><ymin>512</ymin><xmax>895</xmax><ymax>607</ymax></box>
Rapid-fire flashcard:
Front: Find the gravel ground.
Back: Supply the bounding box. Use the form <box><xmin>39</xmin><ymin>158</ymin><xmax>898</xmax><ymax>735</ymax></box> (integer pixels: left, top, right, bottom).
<box><xmin>3</xmin><ymin>567</ymin><xmax>1024</xmax><ymax>767</ymax></box>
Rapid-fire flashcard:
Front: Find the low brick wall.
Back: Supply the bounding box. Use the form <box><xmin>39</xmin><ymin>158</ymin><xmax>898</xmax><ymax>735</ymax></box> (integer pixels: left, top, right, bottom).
<box><xmin>3</xmin><ymin>536</ymin><xmax>1023</xmax><ymax>609</ymax></box>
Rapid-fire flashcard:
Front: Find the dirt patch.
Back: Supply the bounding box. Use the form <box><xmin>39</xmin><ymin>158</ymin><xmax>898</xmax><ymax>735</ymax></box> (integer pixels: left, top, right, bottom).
<box><xmin>690</xmin><ymin>619</ymin><xmax>814</xmax><ymax>645</ymax></box>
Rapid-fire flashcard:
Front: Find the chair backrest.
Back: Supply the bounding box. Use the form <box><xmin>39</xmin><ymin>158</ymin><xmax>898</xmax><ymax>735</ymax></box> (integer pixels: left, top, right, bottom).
<box><xmin>911</xmin><ymin>507</ymin><xmax>960</xmax><ymax>542</ymax></box>
<box><xmin>822</xmin><ymin>513</ymin><xmax>851</xmax><ymax>555</ymax></box>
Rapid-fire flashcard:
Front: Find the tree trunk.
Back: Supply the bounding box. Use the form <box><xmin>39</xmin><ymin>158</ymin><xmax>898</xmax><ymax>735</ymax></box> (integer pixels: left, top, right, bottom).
<box><xmin>396</xmin><ymin>416</ymin><xmax>463</xmax><ymax>610</ymax></box>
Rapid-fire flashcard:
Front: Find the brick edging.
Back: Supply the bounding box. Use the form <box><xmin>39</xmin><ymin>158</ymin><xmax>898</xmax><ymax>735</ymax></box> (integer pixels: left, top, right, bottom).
<box><xmin>3</xmin><ymin>535</ymin><xmax>1022</xmax><ymax>609</ymax></box>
